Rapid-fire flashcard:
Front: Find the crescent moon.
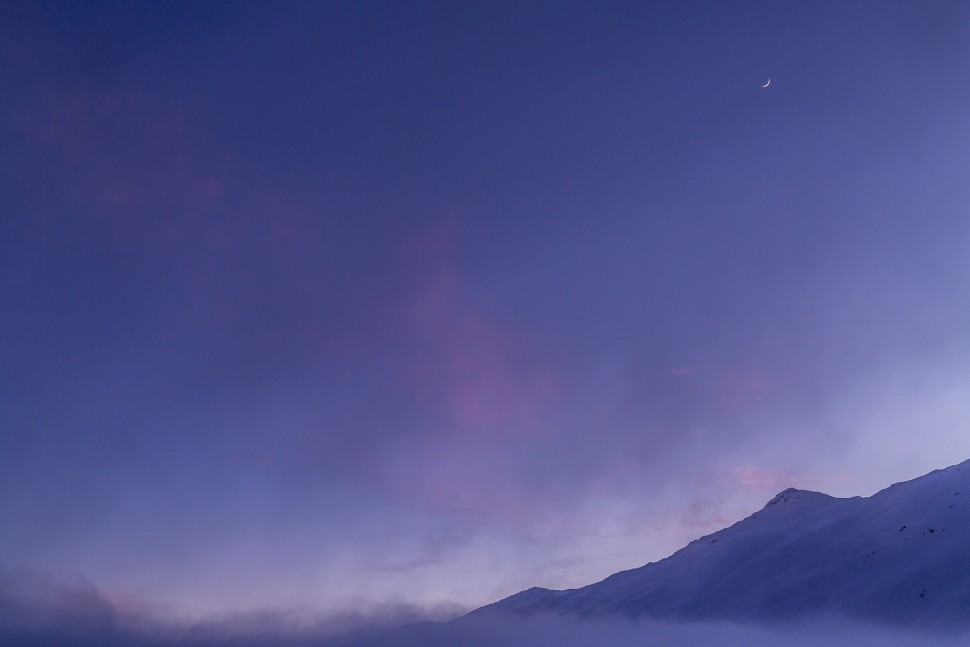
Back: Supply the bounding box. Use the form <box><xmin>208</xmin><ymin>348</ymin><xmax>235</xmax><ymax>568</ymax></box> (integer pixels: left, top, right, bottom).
<box><xmin>761</xmin><ymin>78</ymin><xmax>771</xmax><ymax>88</ymax></box>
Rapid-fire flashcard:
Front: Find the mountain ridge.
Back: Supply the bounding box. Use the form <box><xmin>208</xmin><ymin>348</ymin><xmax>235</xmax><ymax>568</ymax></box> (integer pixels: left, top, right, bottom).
<box><xmin>468</xmin><ymin>459</ymin><xmax>970</xmax><ymax>629</ymax></box>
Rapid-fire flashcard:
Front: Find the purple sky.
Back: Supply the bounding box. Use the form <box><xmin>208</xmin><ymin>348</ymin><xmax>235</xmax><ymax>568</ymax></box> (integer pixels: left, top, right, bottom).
<box><xmin>2</xmin><ymin>0</ymin><xmax>970</xmax><ymax>625</ymax></box>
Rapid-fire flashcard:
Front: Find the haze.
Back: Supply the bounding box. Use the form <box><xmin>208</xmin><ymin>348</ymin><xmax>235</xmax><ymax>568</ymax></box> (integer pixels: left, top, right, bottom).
<box><xmin>2</xmin><ymin>0</ymin><xmax>969</xmax><ymax>639</ymax></box>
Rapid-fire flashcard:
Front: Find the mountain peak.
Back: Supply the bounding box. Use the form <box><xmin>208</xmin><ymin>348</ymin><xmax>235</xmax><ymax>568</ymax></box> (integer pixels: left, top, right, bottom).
<box><xmin>761</xmin><ymin>487</ymin><xmax>834</xmax><ymax>510</ymax></box>
<box><xmin>765</xmin><ymin>487</ymin><xmax>805</xmax><ymax>505</ymax></box>
<box><xmin>475</xmin><ymin>459</ymin><xmax>970</xmax><ymax>629</ymax></box>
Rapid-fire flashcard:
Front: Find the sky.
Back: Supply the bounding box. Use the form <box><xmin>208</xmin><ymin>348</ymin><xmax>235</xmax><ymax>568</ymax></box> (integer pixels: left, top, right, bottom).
<box><xmin>2</xmin><ymin>0</ymin><xmax>970</xmax><ymax>633</ymax></box>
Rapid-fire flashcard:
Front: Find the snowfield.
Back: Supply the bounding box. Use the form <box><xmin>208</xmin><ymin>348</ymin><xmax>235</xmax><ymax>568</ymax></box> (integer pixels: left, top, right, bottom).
<box><xmin>471</xmin><ymin>458</ymin><xmax>970</xmax><ymax>628</ymax></box>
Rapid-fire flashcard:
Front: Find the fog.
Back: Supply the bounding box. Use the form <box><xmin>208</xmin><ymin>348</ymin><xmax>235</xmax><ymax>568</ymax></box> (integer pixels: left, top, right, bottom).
<box><xmin>2</xmin><ymin>591</ymin><xmax>967</xmax><ymax>647</ymax></box>
<box><xmin>3</xmin><ymin>571</ymin><xmax>967</xmax><ymax>646</ymax></box>
<box><xmin>378</xmin><ymin>614</ymin><xmax>969</xmax><ymax>647</ymax></box>
<box><xmin>3</xmin><ymin>618</ymin><xmax>967</xmax><ymax>647</ymax></box>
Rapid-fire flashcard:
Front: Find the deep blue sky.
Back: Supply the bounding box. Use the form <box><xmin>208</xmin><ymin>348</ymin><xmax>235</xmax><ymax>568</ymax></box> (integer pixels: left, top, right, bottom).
<box><xmin>2</xmin><ymin>0</ymin><xmax>970</xmax><ymax>624</ymax></box>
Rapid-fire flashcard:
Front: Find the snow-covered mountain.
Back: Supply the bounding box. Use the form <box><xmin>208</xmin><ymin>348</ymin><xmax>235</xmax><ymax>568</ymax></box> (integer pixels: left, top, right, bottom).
<box><xmin>471</xmin><ymin>459</ymin><xmax>970</xmax><ymax>628</ymax></box>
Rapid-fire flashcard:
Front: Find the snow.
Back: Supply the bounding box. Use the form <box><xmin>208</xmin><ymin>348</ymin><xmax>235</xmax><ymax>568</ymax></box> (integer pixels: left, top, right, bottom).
<box><xmin>471</xmin><ymin>458</ymin><xmax>970</xmax><ymax>629</ymax></box>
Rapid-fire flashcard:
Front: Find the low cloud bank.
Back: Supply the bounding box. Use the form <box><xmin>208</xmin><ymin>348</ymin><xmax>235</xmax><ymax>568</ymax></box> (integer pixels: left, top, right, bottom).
<box><xmin>0</xmin><ymin>573</ymin><xmax>449</xmax><ymax>647</ymax></box>
<box><xmin>1</xmin><ymin>575</ymin><xmax>968</xmax><ymax>647</ymax></box>
<box><xmin>382</xmin><ymin>614</ymin><xmax>969</xmax><ymax>647</ymax></box>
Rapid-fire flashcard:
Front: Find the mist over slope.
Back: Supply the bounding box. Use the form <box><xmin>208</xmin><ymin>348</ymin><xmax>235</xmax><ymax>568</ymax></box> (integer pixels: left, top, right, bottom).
<box><xmin>3</xmin><ymin>460</ymin><xmax>969</xmax><ymax>646</ymax></box>
<box><xmin>474</xmin><ymin>459</ymin><xmax>970</xmax><ymax>628</ymax></box>
<box><xmin>379</xmin><ymin>615</ymin><xmax>968</xmax><ymax>647</ymax></box>
<box><xmin>2</xmin><ymin>614</ymin><xmax>968</xmax><ymax>647</ymax></box>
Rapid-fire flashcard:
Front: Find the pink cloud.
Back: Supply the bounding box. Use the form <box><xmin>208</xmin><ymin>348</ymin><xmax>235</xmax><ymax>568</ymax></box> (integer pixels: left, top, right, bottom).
<box><xmin>726</xmin><ymin>465</ymin><xmax>855</xmax><ymax>495</ymax></box>
<box><xmin>730</xmin><ymin>465</ymin><xmax>800</xmax><ymax>490</ymax></box>
<box><xmin>2</xmin><ymin>22</ymin><xmax>244</xmax><ymax>263</ymax></box>
<box><xmin>714</xmin><ymin>365</ymin><xmax>770</xmax><ymax>413</ymax></box>
<box><xmin>396</xmin><ymin>221</ymin><xmax>554</xmax><ymax>436</ymax></box>
<box><xmin>383</xmin><ymin>221</ymin><xmax>563</xmax><ymax>523</ymax></box>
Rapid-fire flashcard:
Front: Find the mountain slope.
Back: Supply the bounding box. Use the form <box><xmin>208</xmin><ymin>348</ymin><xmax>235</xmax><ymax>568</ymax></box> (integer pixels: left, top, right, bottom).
<box><xmin>472</xmin><ymin>459</ymin><xmax>970</xmax><ymax>628</ymax></box>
